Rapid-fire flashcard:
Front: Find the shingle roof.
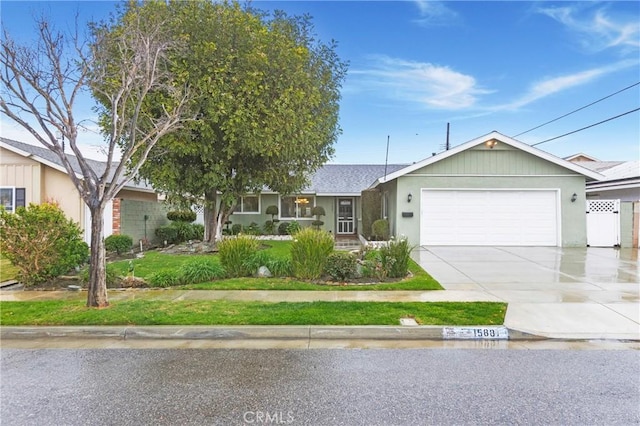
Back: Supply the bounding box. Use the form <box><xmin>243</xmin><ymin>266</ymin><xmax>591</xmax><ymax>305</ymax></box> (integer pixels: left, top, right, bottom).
<box><xmin>305</xmin><ymin>164</ymin><xmax>407</xmax><ymax>194</ymax></box>
<box><xmin>573</xmin><ymin>160</ymin><xmax>626</xmax><ymax>174</ymax></box>
<box><xmin>0</xmin><ymin>137</ymin><xmax>153</xmax><ymax>191</ymax></box>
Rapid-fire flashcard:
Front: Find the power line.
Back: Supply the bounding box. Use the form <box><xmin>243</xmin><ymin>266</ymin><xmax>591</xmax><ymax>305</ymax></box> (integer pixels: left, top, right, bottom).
<box><xmin>531</xmin><ymin>107</ymin><xmax>640</xmax><ymax>146</ymax></box>
<box><xmin>513</xmin><ymin>81</ymin><xmax>640</xmax><ymax>137</ymax></box>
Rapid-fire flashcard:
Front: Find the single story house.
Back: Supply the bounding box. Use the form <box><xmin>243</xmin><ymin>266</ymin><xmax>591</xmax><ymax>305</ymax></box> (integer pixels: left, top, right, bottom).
<box><xmin>4</xmin><ymin>131</ymin><xmax>637</xmax><ymax>248</ymax></box>
<box><xmin>0</xmin><ymin>137</ymin><xmax>168</xmax><ymax>245</ymax></box>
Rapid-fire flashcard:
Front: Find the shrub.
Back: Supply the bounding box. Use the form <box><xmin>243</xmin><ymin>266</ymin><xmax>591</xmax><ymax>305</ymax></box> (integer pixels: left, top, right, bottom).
<box><xmin>231</xmin><ymin>224</ymin><xmax>242</xmax><ymax>235</ymax></box>
<box><xmin>278</xmin><ymin>222</ymin><xmax>290</xmax><ymax>235</ymax></box>
<box><xmin>360</xmin><ymin>248</ymin><xmax>394</xmax><ymax>281</ymax></box>
<box><xmin>0</xmin><ymin>203</ymin><xmax>89</xmax><ymax>286</ymax></box>
<box><xmin>79</xmin><ymin>264</ymin><xmax>121</xmax><ymax>289</ymax></box>
<box><xmin>265</xmin><ymin>205</ymin><xmax>279</xmax><ymax>222</ymax></box>
<box><xmin>179</xmin><ymin>258</ymin><xmax>226</xmax><ymax>284</ymax></box>
<box><xmin>290</xmin><ymin>228</ymin><xmax>334</xmax><ymax>280</ymax></box>
<box><xmin>287</xmin><ymin>221</ymin><xmax>301</xmax><ymax>234</ymax></box>
<box><xmin>371</xmin><ymin>219</ymin><xmax>390</xmax><ymax>241</ymax></box>
<box><xmin>265</xmin><ymin>257</ymin><xmax>292</xmax><ymax>277</ymax></box>
<box><xmin>166</xmin><ymin>210</ymin><xmax>196</xmax><ymax>222</ymax></box>
<box><xmin>148</xmin><ymin>270</ymin><xmax>183</xmax><ymax>288</ymax></box>
<box><xmin>155</xmin><ymin>222</ymin><xmax>203</xmax><ymax>244</ymax></box>
<box><xmin>380</xmin><ymin>237</ymin><xmax>413</xmax><ymax>278</ymax></box>
<box><xmin>311</xmin><ymin>206</ymin><xmax>326</xmax><ymax>229</ymax></box>
<box><xmin>242</xmin><ymin>250</ymin><xmax>273</xmax><ymax>276</ymax></box>
<box><xmin>218</xmin><ymin>235</ymin><xmax>259</xmax><ymax>277</ymax></box>
<box><xmin>264</xmin><ymin>220</ymin><xmax>277</xmax><ymax>235</ymax></box>
<box><xmin>324</xmin><ymin>251</ymin><xmax>357</xmax><ymax>281</ymax></box>
<box><xmin>105</xmin><ymin>234</ymin><xmax>133</xmax><ymax>255</ymax></box>
<box><xmin>245</xmin><ymin>222</ymin><xmax>262</xmax><ymax>236</ymax></box>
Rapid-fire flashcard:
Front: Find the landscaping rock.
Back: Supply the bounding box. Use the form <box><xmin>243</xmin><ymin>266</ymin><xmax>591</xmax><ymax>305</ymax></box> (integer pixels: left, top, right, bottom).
<box><xmin>257</xmin><ymin>266</ymin><xmax>272</xmax><ymax>278</ymax></box>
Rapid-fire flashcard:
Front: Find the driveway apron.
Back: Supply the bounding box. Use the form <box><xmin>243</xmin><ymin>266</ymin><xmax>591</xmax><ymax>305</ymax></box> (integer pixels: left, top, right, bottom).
<box><xmin>412</xmin><ymin>246</ymin><xmax>640</xmax><ymax>340</ymax></box>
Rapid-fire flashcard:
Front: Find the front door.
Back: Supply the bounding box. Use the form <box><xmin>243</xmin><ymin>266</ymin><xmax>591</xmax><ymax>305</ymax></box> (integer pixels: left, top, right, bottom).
<box><xmin>337</xmin><ymin>198</ymin><xmax>354</xmax><ymax>234</ymax></box>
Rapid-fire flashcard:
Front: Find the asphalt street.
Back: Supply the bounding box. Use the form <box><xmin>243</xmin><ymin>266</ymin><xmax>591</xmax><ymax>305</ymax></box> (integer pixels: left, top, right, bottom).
<box><xmin>1</xmin><ymin>348</ymin><xmax>639</xmax><ymax>425</ymax></box>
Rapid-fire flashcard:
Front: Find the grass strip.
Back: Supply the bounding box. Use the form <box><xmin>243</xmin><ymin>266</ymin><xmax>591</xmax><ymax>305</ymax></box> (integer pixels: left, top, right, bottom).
<box><xmin>0</xmin><ymin>300</ymin><xmax>506</xmax><ymax>326</ymax></box>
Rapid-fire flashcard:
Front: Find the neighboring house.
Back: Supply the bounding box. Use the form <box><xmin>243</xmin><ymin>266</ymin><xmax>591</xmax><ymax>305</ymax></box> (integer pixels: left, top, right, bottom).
<box><xmin>565</xmin><ymin>154</ymin><xmax>640</xmax><ymax>248</ymax></box>
<box><xmin>0</xmin><ymin>137</ymin><xmax>169</xmax><ymax>245</ymax></box>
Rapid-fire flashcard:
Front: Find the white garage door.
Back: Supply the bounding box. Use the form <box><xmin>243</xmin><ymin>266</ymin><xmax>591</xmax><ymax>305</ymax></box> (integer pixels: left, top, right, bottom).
<box><xmin>420</xmin><ymin>189</ymin><xmax>559</xmax><ymax>246</ymax></box>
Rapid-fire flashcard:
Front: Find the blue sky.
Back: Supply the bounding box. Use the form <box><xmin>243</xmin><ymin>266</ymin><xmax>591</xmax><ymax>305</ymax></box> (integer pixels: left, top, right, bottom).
<box><xmin>1</xmin><ymin>1</ymin><xmax>639</xmax><ymax>163</ymax></box>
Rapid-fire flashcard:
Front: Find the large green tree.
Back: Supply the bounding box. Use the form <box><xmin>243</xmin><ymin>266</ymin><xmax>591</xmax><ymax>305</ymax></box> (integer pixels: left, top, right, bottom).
<box><xmin>133</xmin><ymin>1</ymin><xmax>348</xmax><ymax>242</ymax></box>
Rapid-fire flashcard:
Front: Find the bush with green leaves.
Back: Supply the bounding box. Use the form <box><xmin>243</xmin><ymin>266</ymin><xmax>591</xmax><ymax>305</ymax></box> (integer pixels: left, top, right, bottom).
<box><xmin>155</xmin><ymin>222</ymin><xmax>203</xmax><ymax>244</ymax></box>
<box><xmin>360</xmin><ymin>248</ymin><xmax>395</xmax><ymax>281</ymax></box>
<box><xmin>278</xmin><ymin>222</ymin><xmax>290</xmax><ymax>235</ymax></box>
<box><xmin>371</xmin><ymin>219</ymin><xmax>390</xmax><ymax>241</ymax></box>
<box><xmin>290</xmin><ymin>228</ymin><xmax>334</xmax><ymax>280</ymax></box>
<box><xmin>231</xmin><ymin>224</ymin><xmax>243</xmax><ymax>235</ymax></box>
<box><xmin>0</xmin><ymin>203</ymin><xmax>89</xmax><ymax>286</ymax></box>
<box><xmin>148</xmin><ymin>270</ymin><xmax>184</xmax><ymax>288</ymax></box>
<box><xmin>264</xmin><ymin>220</ymin><xmax>277</xmax><ymax>235</ymax></box>
<box><xmin>79</xmin><ymin>264</ymin><xmax>121</xmax><ymax>289</ymax></box>
<box><xmin>245</xmin><ymin>222</ymin><xmax>262</xmax><ymax>235</ymax></box>
<box><xmin>166</xmin><ymin>210</ymin><xmax>196</xmax><ymax>222</ymax></box>
<box><xmin>265</xmin><ymin>205</ymin><xmax>279</xmax><ymax>222</ymax></box>
<box><xmin>105</xmin><ymin>234</ymin><xmax>133</xmax><ymax>254</ymax></box>
<box><xmin>179</xmin><ymin>258</ymin><xmax>226</xmax><ymax>283</ymax></box>
<box><xmin>218</xmin><ymin>235</ymin><xmax>260</xmax><ymax>277</ymax></box>
<box><xmin>380</xmin><ymin>237</ymin><xmax>413</xmax><ymax>278</ymax></box>
<box><xmin>287</xmin><ymin>221</ymin><xmax>301</xmax><ymax>234</ymax></box>
<box><xmin>324</xmin><ymin>251</ymin><xmax>357</xmax><ymax>281</ymax></box>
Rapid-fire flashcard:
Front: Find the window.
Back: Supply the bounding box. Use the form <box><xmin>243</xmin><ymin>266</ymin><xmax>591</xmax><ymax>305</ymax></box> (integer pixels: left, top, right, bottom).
<box><xmin>235</xmin><ymin>195</ymin><xmax>260</xmax><ymax>214</ymax></box>
<box><xmin>382</xmin><ymin>191</ymin><xmax>389</xmax><ymax>219</ymax></box>
<box><xmin>280</xmin><ymin>195</ymin><xmax>315</xmax><ymax>219</ymax></box>
<box><xmin>0</xmin><ymin>187</ymin><xmax>25</xmax><ymax>212</ymax></box>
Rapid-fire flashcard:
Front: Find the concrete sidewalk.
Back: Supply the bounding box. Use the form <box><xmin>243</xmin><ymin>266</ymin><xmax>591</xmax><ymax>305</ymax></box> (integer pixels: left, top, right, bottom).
<box><xmin>1</xmin><ymin>246</ymin><xmax>638</xmax><ymax>342</ymax></box>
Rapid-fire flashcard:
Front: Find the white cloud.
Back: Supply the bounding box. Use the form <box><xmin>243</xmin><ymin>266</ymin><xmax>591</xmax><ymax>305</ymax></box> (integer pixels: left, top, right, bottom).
<box><xmin>412</xmin><ymin>0</ymin><xmax>459</xmax><ymax>26</ymax></box>
<box><xmin>350</xmin><ymin>55</ymin><xmax>492</xmax><ymax>110</ymax></box>
<box><xmin>537</xmin><ymin>5</ymin><xmax>640</xmax><ymax>55</ymax></box>
<box><xmin>499</xmin><ymin>60</ymin><xmax>639</xmax><ymax>110</ymax></box>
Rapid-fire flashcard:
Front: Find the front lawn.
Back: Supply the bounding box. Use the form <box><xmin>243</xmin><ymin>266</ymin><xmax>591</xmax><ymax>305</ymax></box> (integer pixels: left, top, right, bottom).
<box><xmin>0</xmin><ymin>300</ymin><xmax>506</xmax><ymax>326</ymax></box>
<box><xmin>109</xmin><ymin>241</ymin><xmax>443</xmax><ymax>291</ymax></box>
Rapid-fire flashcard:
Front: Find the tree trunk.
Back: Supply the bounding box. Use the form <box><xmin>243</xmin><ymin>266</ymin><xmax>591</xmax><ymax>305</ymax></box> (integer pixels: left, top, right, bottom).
<box><xmin>203</xmin><ymin>190</ymin><xmax>218</xmax><ymax>243</ymax></box>
<box><xmin>86</xmin><ymin>204</ymin><xmax>109</xmax><ymax>308</ymax></box>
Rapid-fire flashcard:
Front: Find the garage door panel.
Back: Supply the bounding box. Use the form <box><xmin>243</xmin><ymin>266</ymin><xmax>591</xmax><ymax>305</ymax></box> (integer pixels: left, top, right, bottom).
<box><xmin>421</xmin><ymin>190</ymin><xmax>558</xmax><ymax>246</ymax></box>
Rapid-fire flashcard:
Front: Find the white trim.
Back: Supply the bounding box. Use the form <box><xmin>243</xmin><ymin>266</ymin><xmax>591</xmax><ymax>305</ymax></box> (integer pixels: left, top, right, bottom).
<box><xmin>372</xmin><ymin>131</ymin><xmax>604</xmax><ymax>187</ymax></box>
<box><xmin>0</xmin><ymin>186</ymin><xmax>16</xmax><ymax>212</ymax></box>
<box><xmin>279</xmin><ymin>195</ymin><xmax>316</xmax><ymax>220</ymax></box>
<box><xmin>419</xmin><ymin>187</ymin><xmax>562</xmax><ymax>246</ymax></box>
<box><xmin>233</xmin><ymin>194</ymin><xmax>261</xmax><ymax>214</ymax></box>
<box><xmin>400</xmin><ymin>173</ymin><xmax>586</xmax><ymax>178</ymax></box>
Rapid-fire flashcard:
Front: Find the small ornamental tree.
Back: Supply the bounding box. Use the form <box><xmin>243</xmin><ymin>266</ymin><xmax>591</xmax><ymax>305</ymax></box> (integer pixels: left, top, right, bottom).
<box><xmin>0</xmin><ymin>203</ymin><xmax>89</xmax><ymax>286</ymax></box>
<box><xmin>311</xmin><ymin>206</ymin><xmax>326</xmax><ymax>230</ymax></box>
<box><xmin>266</xmin><ymin>205</ymin><xmax>280</xmax><ymax>223</ymax></box>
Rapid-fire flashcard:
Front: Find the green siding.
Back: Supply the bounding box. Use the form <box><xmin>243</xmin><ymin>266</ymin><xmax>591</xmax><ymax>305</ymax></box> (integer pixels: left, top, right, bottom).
<box><xmin>408</xmin><ymin>148</ymin><xmax>576</xmax><ymax>176</ymax></box>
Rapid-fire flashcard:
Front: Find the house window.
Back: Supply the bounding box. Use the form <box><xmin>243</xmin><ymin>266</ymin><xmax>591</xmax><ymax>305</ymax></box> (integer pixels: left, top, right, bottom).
<box><xmin>0</xmin><ymin>187</ymin><xmax>25</xmax><ymax>212</ymax></box>
<box><xmin>235</xmin><ymin>195</ymin><xmax>260</xmax><ymax>213</ymax></box>
<box><xmin>280</xmin><ymin>195</ymin><xmax>315</xmax><ymax>219</ymax></box>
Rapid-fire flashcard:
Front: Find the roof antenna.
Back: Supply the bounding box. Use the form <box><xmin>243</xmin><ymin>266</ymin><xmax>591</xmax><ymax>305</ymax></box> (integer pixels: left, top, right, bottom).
<box><xmin>440</xmin><ymin>123</ymin><xmax>450</xmax><ymax>151</ymax></box>
<box><xmin>384</xmin><ymin>135</ymin><xmax>390</xmax><ymax>180</ymax></box>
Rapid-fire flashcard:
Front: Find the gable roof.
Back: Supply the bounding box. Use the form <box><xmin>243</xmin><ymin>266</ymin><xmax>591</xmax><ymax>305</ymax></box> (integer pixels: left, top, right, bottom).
<box><xmin>0</xmin><ymin>137</ymin><xmax>154</xmax><ymax>192</ymax></box>
<box><xmin>372</xmin><ymin>131</ymin><xmax>604</xmax><ymax>187</ymax></box>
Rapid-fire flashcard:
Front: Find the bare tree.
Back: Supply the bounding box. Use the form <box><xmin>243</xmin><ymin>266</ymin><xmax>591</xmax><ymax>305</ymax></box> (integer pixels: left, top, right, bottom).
<box><xmin>0</xmin><ymin>6</ymin><xmax>192</xmax><ymax>307</ymax></box>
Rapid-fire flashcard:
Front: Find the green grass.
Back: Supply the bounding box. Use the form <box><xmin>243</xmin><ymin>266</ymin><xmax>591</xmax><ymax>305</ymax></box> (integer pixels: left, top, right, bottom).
<box><xmin>0</xmin><ymin>300</ymin><xmax>506</xmax><ymax>326</ymax></box>
<box><xmin>0</xmin><ymin>255</ymin><xmax>19</xmax><ymax>282</ymax></box>
<box><xmin>110</xmin><ymin>242</ymin><xmax>443</xmax><ymax>291</ymax></box>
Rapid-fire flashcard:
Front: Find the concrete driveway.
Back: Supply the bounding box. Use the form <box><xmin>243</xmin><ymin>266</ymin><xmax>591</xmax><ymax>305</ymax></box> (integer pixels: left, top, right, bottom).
<box><xmin>412</xmin><ymin>246</ymin><xmax>640</xmax><ymax>340</ymax></box>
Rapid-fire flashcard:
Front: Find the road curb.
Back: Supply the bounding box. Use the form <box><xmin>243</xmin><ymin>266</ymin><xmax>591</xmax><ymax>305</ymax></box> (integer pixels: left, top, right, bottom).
<box><xmin>0</xmin><ymin>325</ymin><xmax>546</xmax><ymax>341</ymax></box>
